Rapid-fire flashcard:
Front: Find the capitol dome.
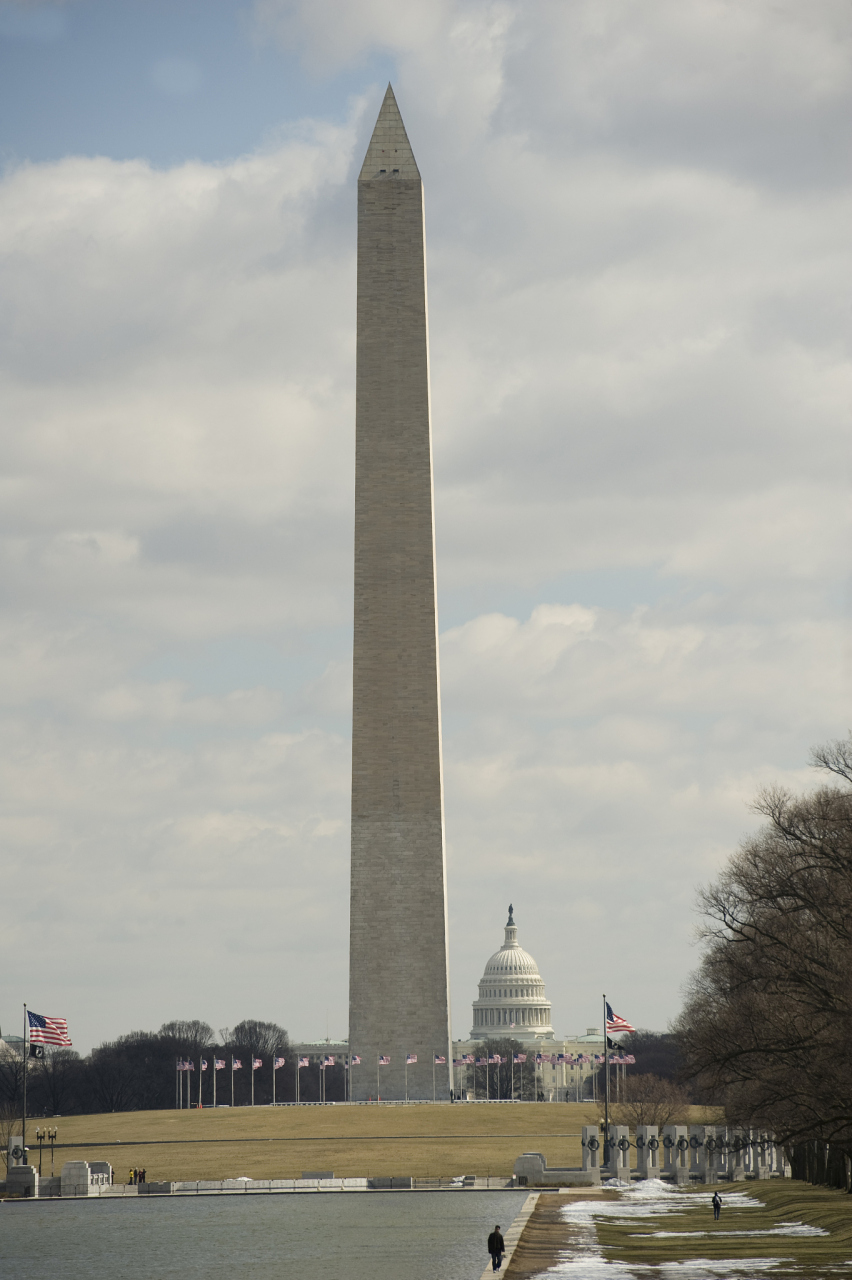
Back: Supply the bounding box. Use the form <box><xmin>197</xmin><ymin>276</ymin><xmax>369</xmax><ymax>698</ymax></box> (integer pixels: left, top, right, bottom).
<box><xmin>470</xmin><ymin>907</ymin><xmax>554</xmax><ymax>1041</ymax></box>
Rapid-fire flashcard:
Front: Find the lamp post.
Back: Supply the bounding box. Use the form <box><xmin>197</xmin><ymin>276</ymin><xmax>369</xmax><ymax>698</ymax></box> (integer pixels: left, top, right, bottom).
<box><xmin>48</xmin><ymin>1127</ymin><xmax>57</xmax><ymax>1176</ymax></box>
<box><xmin>35</xmin><ymin>1127</ymin><xmax>44</xmax><ymax>1176</ymax></box>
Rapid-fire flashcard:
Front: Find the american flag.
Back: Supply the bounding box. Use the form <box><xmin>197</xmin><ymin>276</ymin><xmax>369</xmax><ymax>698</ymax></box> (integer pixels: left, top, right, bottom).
<box><xmin>513</xmin><ymin>1054</ymin><xmax>527</xmax><ymax>1063</ymax></box>
<box><xmin>214</xmin><ymin>1059</ymin><xmax>226</xmax><ymax>1070</ymax></box>
<box><xmin>322</xmin><ymin>1056</ymin><xmax>335</xmax><ymax>1067</ymax></box>
<box><xmin>535</xmin><ymin>1054</ymin><xmax>543</xmax><ymax>1064</ymax></box>
<box><xmin>27</xmin><ymin>1011</ymin><xmax>71</xmax><ymax>1047</ymax></box>
<box><xmin>557</xmin><ymin>1054</ymin><xmax>566</xmax><ymax>1063</ymax></box>
<box><xmin>453</xmin><ymin>1058</ymin><xmax>463</xmax><ymax>1066</ymax></box>
<box><xmin>476</xmin><ymin>1057</ymin><xmax>487</xmax><ymax>1066</ymax></box>
<box><xmin>274</xmin><ymin>1057</ymin><xmax>286</xmax><ymax>1069</ymax></box>
<box><xmin>434</xmin><ymin>1054</ymin><xmax>446</xmax><ymax>1064</ymax></box>
<box><xmin>605</xmin><ymin>1001</ymin><xmax>636</xmax><ymax>1033</ymax></box>
<box><xmin>488</xmin><ymin>1054</ymin><xmax>501</xmax><ymax>1064</ymax></box>
<box><xmin>351</xmin><ymin>1055</ymin><xmax>361</xmax><ymax>1065</ymax></box>
<box><xmin>232</xmin><ymin>1058</ymin><xmax>243</xmax><ymax>1070</ymax></box>
<box><xmin>462</xmin><ymin>1054</ymin><xmax>474</xmax><ymax>1064</ymax></box>
<box><xmin>406</xmin><ymin>1054</ymin><xmax>417</xmax><ymax>1065</ymax></box>
<box><xmin>378</xmin><ymin>1055</ymin><xmax>390</xmax><ymax>1065</ymax></box>
<box><xmin>298</xmin><ymin>1057</ymin><xmax>310</xmax><ymax>1068</ymax></box>
<box><xmin>252</xmin><ymin>1058</ymin><xmax>262</xmax><ymax>1070</ymax></box>
<box><xmin>201</xmin><ymin>1059</ymin><xmax>208</xmax><ymax>1071</ymax></box>
<box><xmin>625</xmin><ymin>1054</ymin><xmax>636</xmax><ymax>1064</ymax></box>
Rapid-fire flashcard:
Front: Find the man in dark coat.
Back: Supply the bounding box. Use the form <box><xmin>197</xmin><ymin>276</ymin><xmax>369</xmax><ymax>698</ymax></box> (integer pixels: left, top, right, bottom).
<box><xmin>487</xmin><ymin>1225</ymin><xmax>505</xmax><ymax>1271</ymax></box>
<box><xmin>712</xmin><ymin>1191</ymin><xmax>722</xmax><ymax>1220</ymax></box>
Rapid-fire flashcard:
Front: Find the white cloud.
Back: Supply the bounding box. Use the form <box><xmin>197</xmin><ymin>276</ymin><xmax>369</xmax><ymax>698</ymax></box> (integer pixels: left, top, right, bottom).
<box><xmin>1</xmin><ymin>0</ymin><xmax>850</xmax><ymax>1049</ymax></box>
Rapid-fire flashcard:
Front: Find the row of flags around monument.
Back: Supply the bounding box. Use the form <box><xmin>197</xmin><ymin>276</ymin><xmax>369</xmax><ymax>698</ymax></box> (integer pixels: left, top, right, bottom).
<box><xmin>170</xmin><ymin>1030</ymin><xmax>641</xmax><ymax>1075</ymax></box>
<box><xmin>174</xmin><ymin>1052</ymin><xmax>456</xmax><ymax>1071</ymax></box>
<box><xmin>451</xmin><ymin>1052</ymin><xmax>635</xmax><ymax>1066</ymax></box>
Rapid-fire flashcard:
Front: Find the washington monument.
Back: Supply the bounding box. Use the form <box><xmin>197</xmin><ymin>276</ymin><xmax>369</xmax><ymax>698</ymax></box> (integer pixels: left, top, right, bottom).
<box><xmin>348</xmin><ymin>86</ymin><xmax>452</xmax><ymax>1101</ymax></box>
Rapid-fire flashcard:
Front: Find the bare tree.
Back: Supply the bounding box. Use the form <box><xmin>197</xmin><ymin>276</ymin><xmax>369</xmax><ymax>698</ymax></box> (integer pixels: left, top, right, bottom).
<box><xmin>675</xmin><ymin>735</ymin><xmax>852</xmax><ymax>1158</ymax></box>
<box><xmin>30</xmin><ymin>1049</ymin><xmax>82</xmax><ymax>1116</ymax></box>
<box><xmin>0</xmin><ymin>1047</ymin><xmax>24</xmax><ymax>1110</ymax></box>
<box><xmin>229</xmin><ymin>1020</ymin><xmax>288</xmax><ymax>1058</ymax></box>
<box><xmin>159</xmin><ymin>1021</ymin><xmax>214</xmax><ymax>1057</ymax></box>
<box><xmin>0</xmin><ymin>1100</ymin><xmax>20</xmax><ymax>1174</ymax></box>
<box><xmin>607</xmin><ymin>1073</ymin><xmax>690</xmax><ymax>1129</ymax></box>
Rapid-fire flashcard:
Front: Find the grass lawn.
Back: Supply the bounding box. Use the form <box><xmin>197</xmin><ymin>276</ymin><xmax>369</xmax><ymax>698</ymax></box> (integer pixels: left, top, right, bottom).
<box><xmin>27</xmin><ymin>1102</ymin><xmax>722</xmax><ymax>1183</ymax></box>
<box><xmin>595</xmin><ymin>1181</ymin><xmax>852</xmax><ymax>1272</ymax></box>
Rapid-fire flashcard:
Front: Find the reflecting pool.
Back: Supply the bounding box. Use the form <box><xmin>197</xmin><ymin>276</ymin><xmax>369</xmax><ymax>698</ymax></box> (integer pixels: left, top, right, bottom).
<box><xmin>0</xmin><ymin>1189</ymin><xmax>527</xmax><ymax>1280</ymax></box>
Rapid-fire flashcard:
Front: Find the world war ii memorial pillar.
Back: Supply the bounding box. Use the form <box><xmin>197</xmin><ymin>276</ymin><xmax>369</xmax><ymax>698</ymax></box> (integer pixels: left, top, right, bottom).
<box><xmin>348</xmin><ymin>86</ymin><xmax>452</xmax><ymax>1102</ymax></box>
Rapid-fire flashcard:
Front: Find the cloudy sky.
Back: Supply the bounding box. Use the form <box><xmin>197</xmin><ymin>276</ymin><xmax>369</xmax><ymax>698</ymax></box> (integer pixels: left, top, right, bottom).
<box><xmin>1</xmin><ymin>0</ymin><xmax>849</xmax><ymax>1055</ymax></box>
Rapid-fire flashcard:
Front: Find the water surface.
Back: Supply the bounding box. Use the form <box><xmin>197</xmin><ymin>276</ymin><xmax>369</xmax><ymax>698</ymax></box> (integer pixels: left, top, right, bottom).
<box><xmin>0</xmin><ymin>1189</ymin><xmax>526</xmax><ymax>1280</ymax></box>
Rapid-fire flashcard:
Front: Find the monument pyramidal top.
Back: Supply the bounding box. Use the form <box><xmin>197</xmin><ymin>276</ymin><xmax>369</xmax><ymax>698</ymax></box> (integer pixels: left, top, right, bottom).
<box><xmin>358</xmin><ymin>84</ymin><xmax>420</xmax><ymax>181</ymax></box>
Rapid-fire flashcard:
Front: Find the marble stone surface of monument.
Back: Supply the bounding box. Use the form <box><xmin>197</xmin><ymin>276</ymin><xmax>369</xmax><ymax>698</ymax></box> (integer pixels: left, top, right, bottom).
<box><xmin>348</xmin><ymin>85</ymin><xmax>452</xmax><ymax>1101</ymax></box>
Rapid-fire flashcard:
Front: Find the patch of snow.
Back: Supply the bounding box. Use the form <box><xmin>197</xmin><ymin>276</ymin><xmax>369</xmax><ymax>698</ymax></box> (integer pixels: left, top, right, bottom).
<box><xmin>658</xmin><ymin>1262</ymin><xmax>788</xmax><ymax>1275</ymax></box>
<box><xmin>640</xmin><ymin>1223</ymin><xmax>826</xmax><ymax>1239</ymax></box>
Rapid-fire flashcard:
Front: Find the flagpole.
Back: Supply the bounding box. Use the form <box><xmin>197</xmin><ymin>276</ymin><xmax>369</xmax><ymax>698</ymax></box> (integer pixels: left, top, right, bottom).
<box><xmin>231</xmin><ymin>1056</ymin><xmax>235</xmax><ymax>1108</ymax></box>
<box><xmin>213</xmin><ymin>1056</ymin><xmax>217</xmax><ymax>1109</ymax></box>
<box><xmin>603</xmin><ymin>993</ymin><xmax>610</xmax><ymax>1168</ymax></box>
<box><xmin>22</xmin><ymin>1003</ymin><xmax>28</xmax><ymax>1157</ymax></box>
<box><xmin>432</xmin><ymin>1053</ymin><xmax>435</xmax><ymax>1104</ymax></box>
<box><xmin>272</xmin><ymin>1052</ymin><xmax>276</xmax><ymax>1108</ymax></box>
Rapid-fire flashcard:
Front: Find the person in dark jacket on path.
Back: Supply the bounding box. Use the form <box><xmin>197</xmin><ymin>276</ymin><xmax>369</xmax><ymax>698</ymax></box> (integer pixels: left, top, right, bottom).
<box><xmin>712</xmin><ymin>1191</ymin><xmax>722</xmax><ymax>1220</ymax></box>
<box><xmin>487</xmin><ymin>1226</ymin><xmax>505</xmax><ymax>1271</ymax></box>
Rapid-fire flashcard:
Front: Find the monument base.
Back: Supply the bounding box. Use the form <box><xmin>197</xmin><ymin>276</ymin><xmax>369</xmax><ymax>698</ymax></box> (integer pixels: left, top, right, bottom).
<box><xmin>7</xmin><ymin>1165</ymin><xmax>38</xmax><ymax>1197</ymax></box>
<box><xmin>514</xmin><ymin>1152</ymin><xmax>600</xmax><ymax>1187</ymax></box>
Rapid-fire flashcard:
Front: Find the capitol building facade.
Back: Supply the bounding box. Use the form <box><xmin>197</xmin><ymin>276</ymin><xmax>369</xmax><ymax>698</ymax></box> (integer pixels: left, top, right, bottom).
<box><xmin>452</xmin><ymin>907</ymin><xmax>604</xmax><ymax>1101</ymax></box>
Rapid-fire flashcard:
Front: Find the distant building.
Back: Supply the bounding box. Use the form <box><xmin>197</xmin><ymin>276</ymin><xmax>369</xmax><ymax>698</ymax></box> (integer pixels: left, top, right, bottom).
<box><xmin>452</xmin><ymin>907</ymin><xmax>606</xmax><ymax>1100</ymax></box>
<box><xmin>0</xmin><ymin>1034</ymin><xmax>24</xmax><ymax>1060</ymax></box>
<box><xmin>469</xmin><ymin>906</ymin><xmax>554</xmax><ymax>1040</ymax></box>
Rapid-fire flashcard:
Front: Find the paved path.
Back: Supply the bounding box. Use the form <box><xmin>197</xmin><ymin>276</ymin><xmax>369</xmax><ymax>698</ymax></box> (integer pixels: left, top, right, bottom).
<box><xmin>478</xmin><ymin>1192</ymin><xmax>540</xmax><ymax>1280</ymax></box>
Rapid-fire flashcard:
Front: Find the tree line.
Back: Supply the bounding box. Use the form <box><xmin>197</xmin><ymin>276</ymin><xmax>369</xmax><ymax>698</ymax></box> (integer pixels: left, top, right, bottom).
<box><xmin>0</xmin><ymin>1017</ymin><xmax>350</xmax><ymax>1115</ymax></box>
<box><xmin>675</xmin><ymin>734</ymin><xmax>852</xmax><ymax>1191</ymax></box>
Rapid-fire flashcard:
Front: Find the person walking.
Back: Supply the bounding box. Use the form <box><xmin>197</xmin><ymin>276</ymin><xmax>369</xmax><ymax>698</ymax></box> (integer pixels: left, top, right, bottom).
<box><xmin>712</xmin><ymin>1191</ymin><xmax>722</xmax><ymax>1221</ymax></box>
<box><xmin>487</xmin><ymin>1225</ymin><xmax>506</xmax><ymax>1271</ymax></box>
